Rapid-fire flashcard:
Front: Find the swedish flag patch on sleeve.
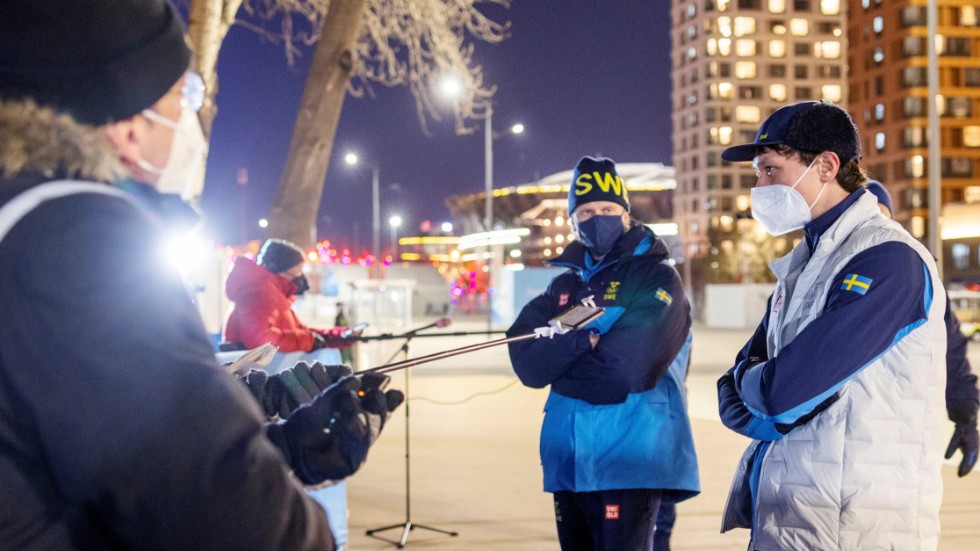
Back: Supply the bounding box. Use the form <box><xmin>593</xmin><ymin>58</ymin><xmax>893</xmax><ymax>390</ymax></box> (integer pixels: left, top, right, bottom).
<box><xmin>655</xmin><ymin>288</ymin><xmax>673</xmax><ymax>305</ymax></box>
<box><xmin>840</xmin><ymin>273</ymin><xmax>873</xmax><ymax>295</ymax></box>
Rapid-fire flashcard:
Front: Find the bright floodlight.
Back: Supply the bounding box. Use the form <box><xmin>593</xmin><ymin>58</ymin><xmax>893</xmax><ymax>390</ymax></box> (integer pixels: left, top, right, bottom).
<box><xmin>441</xmin><ymin>221</ymin><xmax>453</xmax><ymax>233</ymax></box>
<box><xmin>511</xmin><ymin>123</ymin><xmax>525</xmax><ymax>135</ymax></box>
<box><xmin>389</xmin><ymin>215</ymin><xmax>403</xmax><ymax>228</ymax></box>
<box><xmin>438</xmin><ymin>74</ymin><xmax>464</xmax><ymax>99</ymax></box>
<box><xmin>344</xmin><ymin>152</ymin><xmax>358</xmax><ymax>165</ymax></box>
<box><xmin>258</xmin><ymin>218</ymin><xmax>268</xmax><ymax>228</ymax></box>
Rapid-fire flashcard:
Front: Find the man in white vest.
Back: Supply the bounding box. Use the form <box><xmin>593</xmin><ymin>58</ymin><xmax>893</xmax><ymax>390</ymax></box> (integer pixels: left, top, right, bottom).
<box><xmin>716</xmin><ymin>100</ymin><xmax>947</xmax><ymax>550</ymax></box>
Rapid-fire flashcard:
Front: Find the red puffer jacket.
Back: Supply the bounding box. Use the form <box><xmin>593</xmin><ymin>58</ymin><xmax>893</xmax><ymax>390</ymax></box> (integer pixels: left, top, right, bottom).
<box><xmin>223</xmin><ymin>257</ymin><xmax>345</xmax><ymax>352</ymax></box>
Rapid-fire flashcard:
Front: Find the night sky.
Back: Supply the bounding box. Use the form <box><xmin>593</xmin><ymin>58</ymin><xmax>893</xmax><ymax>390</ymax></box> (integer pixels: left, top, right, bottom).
<box><xmin>200</xmin><ymin>1</ymin><xmax>673</xmax><ymax>249</ymax></box>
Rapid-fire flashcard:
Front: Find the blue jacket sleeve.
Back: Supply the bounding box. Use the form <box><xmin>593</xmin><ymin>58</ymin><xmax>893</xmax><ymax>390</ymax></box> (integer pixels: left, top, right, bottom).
<box><xmin>717</xmin><ymin>296</ymin><xmax>782</xmax><ymax>440</ymax></box>
<box><xmin>735</xmin><ymin>241</ymin><xmax>929</xmax><ymax>426</ymax></box>
<box><xmin>945</xmin><ymin>296</ymin><xmax>980</xmax><ymax>422</ymax></box>
<box><xmin>507</xmin><ymin>278</ymin><xmax>594</xmax><ymax>389</ymax></box>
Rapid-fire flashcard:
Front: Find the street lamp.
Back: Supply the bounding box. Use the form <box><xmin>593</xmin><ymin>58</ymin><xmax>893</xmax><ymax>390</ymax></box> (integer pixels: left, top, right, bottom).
<box><xmin>344</xmin><ymin>152</ymin><xmax>381</xmax><ymax>272</ymax></box>
<box><xmin>389</xmin><ymin>215</ymin><xmax>403</xmax><ymax>260</ymax></box>
<box><xmin>437</xmin><ymin>77</ymin><xmax>524</xmax><ymax>330</ymax></box>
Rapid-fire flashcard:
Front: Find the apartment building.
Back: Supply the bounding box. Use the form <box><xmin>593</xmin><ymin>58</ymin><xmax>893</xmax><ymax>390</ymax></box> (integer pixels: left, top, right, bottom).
<box><xmin>670</xmin><ymin>0</ymin><xmax>849</xmax><ymax>297</ymax></box>
<box><xmin>848</xmin><ymin>1</ymin><xmax>980</xmax><ymax>283</ymax></box>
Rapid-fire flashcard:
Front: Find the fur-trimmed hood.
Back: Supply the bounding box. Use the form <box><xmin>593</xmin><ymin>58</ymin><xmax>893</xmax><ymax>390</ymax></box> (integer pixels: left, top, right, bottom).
<box><xmin>0</xmin><ymin>98</ymin><xmax>126</xmax><ymax>186</ymax></box>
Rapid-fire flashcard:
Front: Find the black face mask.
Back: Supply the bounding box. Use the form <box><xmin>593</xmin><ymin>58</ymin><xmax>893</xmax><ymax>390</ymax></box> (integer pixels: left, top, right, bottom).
<box><xmin>576</xmin><ymin>215</ymin><xmax>626</xmax><ymax>258</ymax></box>
<box><xmin>291</xmin><ymin>274</ymin><xmax>310</xmax><ymax>296</ymax></box>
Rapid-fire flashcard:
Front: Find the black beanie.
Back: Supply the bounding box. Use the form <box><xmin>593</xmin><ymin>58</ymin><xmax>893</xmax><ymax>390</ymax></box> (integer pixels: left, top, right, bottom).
<box><xmin>258</xmin><ymin>239</ymin><xmax>306</xmax><ymax>274</ymax></box>
<box><xmin>0</xmin><ymin>0</ymin><xmax>192</xmax><ymax>125</ymax></box>
<box><xmin>568</xmin><ymin>156</ymin><xmax>630</xmax><ymax>215</ymax></box>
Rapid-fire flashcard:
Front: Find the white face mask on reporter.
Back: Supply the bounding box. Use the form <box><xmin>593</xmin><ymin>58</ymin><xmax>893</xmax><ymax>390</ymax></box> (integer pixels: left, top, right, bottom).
<box><xmin>137</xmin><ymin>107</ymin><xmax>206</xmax><ymax>200</ymax></box>
<box><xmin>750</xmin><ymin>158</ymin><xmax>825</xmax><ymax>236</ymax></box>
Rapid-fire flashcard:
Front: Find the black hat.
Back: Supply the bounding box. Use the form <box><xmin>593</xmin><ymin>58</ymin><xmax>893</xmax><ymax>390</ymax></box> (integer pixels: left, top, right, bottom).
<box><xmin>0</xmin><ymin>0</ymin><xmax>192</xmax><ymax>125</ymax></box>
<box><xmin>258</xmin><ymin>239</ymin><xmax>306</xmax><ymax>274</ymax></box>
<box><xmin>721</xmin><ymin>101</ymin><xmax>861</xmax><ymax>164</ymax></box>
<box><xmin>568</xmin><ymin>156</ymin><xmax>630</xmax><ymax>214</ymax></box>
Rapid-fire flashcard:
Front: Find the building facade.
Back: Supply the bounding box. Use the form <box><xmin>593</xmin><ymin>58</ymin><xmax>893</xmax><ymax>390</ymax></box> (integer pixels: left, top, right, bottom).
<box><xmin>670</xmin><ymin>0</ymin><xmax>848</xmax><ymax>296</ymax></box>
<box><xmin>848</xmin><ymin>1</ymin><xmax>980</xmax><ymax>283</ymax></box>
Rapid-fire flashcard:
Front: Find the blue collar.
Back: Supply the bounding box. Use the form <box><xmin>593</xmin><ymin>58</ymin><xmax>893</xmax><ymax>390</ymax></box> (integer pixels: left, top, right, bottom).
<box><xmin>804</xmin><ymin>189</ymin><xmax>865</xmax><ymax>252</ymax></box>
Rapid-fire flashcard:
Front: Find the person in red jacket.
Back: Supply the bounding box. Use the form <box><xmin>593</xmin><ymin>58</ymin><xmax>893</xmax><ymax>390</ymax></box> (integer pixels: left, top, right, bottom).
<box><xmin>224</xmin><ymin>238</ymin><xmax>355</xmax><ymax>353</ymax></box>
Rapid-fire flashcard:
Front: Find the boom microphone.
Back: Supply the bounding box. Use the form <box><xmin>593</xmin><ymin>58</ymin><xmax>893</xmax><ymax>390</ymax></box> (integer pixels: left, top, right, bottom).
<box><xmin>405</xmin><ymin>317</ymin><xmax>452</xmax><ymax>336</ymax></box>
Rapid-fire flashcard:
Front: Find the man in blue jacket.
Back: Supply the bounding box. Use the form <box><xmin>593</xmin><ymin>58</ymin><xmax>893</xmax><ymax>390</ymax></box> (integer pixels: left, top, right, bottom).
<box><xmin>507</xmin><ymin>156</ymin><xmax>699</xmax><ymax>551</ymax></box>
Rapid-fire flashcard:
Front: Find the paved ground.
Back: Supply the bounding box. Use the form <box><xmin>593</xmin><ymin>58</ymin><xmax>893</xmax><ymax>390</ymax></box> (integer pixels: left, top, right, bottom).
<box><xmin>333</xmin><ymin>318</ymin><xmax>980</xmax><ymax>550</ymax></box>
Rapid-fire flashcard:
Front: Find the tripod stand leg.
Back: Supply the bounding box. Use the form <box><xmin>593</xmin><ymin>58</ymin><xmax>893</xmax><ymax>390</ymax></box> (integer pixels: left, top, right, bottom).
<box><xmin>363</xmin><ymin>339</ymin><xmax>458</xmax><ymax>547</ymax></box>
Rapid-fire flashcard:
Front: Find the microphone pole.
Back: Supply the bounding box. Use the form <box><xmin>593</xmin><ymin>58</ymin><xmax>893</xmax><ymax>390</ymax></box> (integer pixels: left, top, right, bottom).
<box><xmin>360</xmin><ymin>332</ymin><xmax>535</xmax><ymax>376</ymax></box>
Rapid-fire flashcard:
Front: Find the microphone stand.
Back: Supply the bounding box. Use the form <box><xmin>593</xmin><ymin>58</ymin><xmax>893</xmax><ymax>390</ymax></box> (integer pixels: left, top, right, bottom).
<box><xmin>364</xmin><ymin>323</ymin><xmax>461</xmax><ymax>548</ymax></box>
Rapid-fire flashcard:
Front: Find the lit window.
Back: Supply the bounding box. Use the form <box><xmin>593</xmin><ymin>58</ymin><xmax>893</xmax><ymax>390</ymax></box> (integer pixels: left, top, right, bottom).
<box><xmin>911</xmin><ymin>216</ymin><xmax>925</xmax><ymax>238</ymax></box>
<box><xmin>719</xmin><ymin>127</ymin><xmax>733</xmax><ymax>145</ymax></box>
<box><xmin>873</xmin><ymin>16</ymin><xmax>883</xmax><ymax>34</ymax></box>
<box><xmin>717</xmin><ymin>17</ymin><xmax>732</xmax><ymax>37</ymax></box>
<box><xmin>707</xmin><ymin>38</ymin><xmax>718</xmax><ymax>55</ymax></box>
<box><xmin>964</xmin><ymin>126</ymin><xmax>980</xmax><ymax>147</ymax></box>
<box><xmin>688</xmin><ymin>46</ymin><xmax>697</xmax><ymax>60</ymax></box>
<box><xmin>822</xmin><ymin>84</ymin><xmax>842</xmax><ymax>102</ymax></box>
<box><xmin>717</xmin><ymin>81</ymin><xmax>734</xmax><ymax>99</ymax></box>
<box><xmin>735</xmin><ymin>39</ymin><xmax>756</xmax><ymax>56</ymax></box>
<box><xmin>717</xmin><ymin>0</ymin><xmax>730</xmax><ymax>11</ymax></box>
<box><xmin>544</xmin><ymin>237</ymin><xmax>552</xmax><ymax>245</ymax></box>
<box><xmin>769</xmin><ymin>0</ymin><xmax>786</xmax><ymax>14</ymax></box>
<box><xmin>817</xmin><ymin>41</ymin><xmax>841</xmax><ymax>59</ymax></box>
<box><xmin>555</xmin><ymin>234</ymin><xmax>565</xmax><ymax>243</ymax></box>
<box><xmin>911</xmin><ymin>155</ymin><xmax>925</xmax><ymax>178</ymax></box>
<box><xmin>790</xmin><ymin>19</ymin><xmax>809</xmax><ymax>36</ymax></box>
<box><xmin>736</xmin><ymin>105</ymin><xmax>761</xmax><ymax>123</ymax></box>
<box><xmin>875</xmin><ymin>132</ymin><xmax>886</xmax><ymax>151</ymax></box>
<box><xmin>873</xmin><ymin>46</ymin><xmax>884</xmax><ymax>64</ymax></box>
<box><xmin>952</xmin><ymin>243</ymin><xmax>970</xmax><ymax>269</ymax></box>
<box><xmin>710</xmin><ymin>126</ymin><xmax>734</xmax><ymax>145</ymax></box>
<box><xmin>875</xmin><ymin>103</ymin><xmax>885</xmax><ymax>121</ymax></box>
<box><xmin>543</xmin><ymin>248</ymin><xmax>552</xmax><ymax>257</ymax></box>
<box><xmin>770</xmin><ymin>83</ymin><xmax>788</xmax><ymax>101</ymax></box>
<box><xmin>963</xmin><ymin>7</ymin><xmax>978</xmax><ymax>26</ymax></box>
<box><xmin>734</xmin><ymin>17</ymin><xmax>756</xmax><ymax>36</ymax></box>
<box><xmin>769</xmin><ymin>40</ymin><xmax>786</xmax><ymax>57</ymax></box>
<box><xmin>735</xmin><ymin>61</ymin><xmax>757</xmax><ymax>78</ymax></box>
<box><xmin>736</xmin><ymin>195</ymin><xmax>751</xmax><ymax>211</ymax></box>
<box><xmin>861</xmin><ymin>0</ymin><xmax>869</xmax><ymax>8</ymax></box>
<box><xmin>687</xmin><ymin>3</ymin><xmax>697</xmax><ymax>17</ymax></box>
<box><xmin>820</xmin><ymin>0</ymin><xmax>840</xmax><ymax>15</ymax></box>
<box><xmin>718</xmin><ymin>38</ymin><xmax>732</xmax><ymax>56</ymax></box>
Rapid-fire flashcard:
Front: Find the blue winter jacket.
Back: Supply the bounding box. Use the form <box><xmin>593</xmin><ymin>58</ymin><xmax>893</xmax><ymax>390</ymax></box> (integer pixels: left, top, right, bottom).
<box><xmin>507</xmin><ymin>225</ymin><xmax>700</xmax><ymax>499</ymax></box>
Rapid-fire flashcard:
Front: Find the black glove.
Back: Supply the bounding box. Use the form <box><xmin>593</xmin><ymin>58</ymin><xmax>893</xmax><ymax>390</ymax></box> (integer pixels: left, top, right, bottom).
<box><xmin>240</xmin><ymin>362</ymin><xmax>353</xmax><ymax>420</ymax></box>
<box><xmin>945</xmin><ymin>406</ymin><xmax>979</xmax><ymax>477</ymax></box>
<box><xmin>267</xmin><ymin>376</ymin><xmax>371</xmax><ymax>485</ymax></box>
<box><xmin>357</xmin><ymin>372</ymin><xmax>405</xmax><ymax>444</ymax></box>
<box><xmin>310</xmin><ymin>332</ymin><xmax>329</xmax><ymax>351</ymax></box>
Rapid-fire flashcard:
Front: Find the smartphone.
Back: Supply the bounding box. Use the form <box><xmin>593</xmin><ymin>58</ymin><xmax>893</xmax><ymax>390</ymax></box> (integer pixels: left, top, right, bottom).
<box><xmin>342</xmin><ymin>322</ymin><xmax>369</xmax><ymax>338</ymax></box>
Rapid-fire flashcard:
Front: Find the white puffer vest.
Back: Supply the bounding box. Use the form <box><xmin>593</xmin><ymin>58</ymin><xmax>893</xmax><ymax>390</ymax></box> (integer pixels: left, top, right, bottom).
<box><xmin>751</xmin><ymin>192</ymin><xmax>946</xmax><ymax>550</ymax></box>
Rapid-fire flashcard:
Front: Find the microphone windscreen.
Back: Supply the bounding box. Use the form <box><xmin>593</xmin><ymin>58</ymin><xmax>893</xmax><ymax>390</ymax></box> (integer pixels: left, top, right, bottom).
<box><xmin>436</xmin><ymin>317</ymin><xmax>453</xmax><ymax>328</ymax></box>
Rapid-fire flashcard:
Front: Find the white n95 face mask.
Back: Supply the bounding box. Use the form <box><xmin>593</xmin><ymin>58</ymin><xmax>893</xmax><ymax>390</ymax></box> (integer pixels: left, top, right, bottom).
<box><xmin>750</xmin><ymin>159</ymin><xmax>824</xmax><ymax>236</ymax></box>
<box><xmin>137</xmin><ymin>107</ymin><xmax>207</xmax><ymax>200</ymax></box>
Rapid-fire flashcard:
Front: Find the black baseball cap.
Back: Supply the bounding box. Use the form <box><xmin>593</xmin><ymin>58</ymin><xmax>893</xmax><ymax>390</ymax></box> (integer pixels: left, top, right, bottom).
<box><xmin>721</xmin><ymin>100</ymin><xmax>861</xmax><ymax>164</ymax></box>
